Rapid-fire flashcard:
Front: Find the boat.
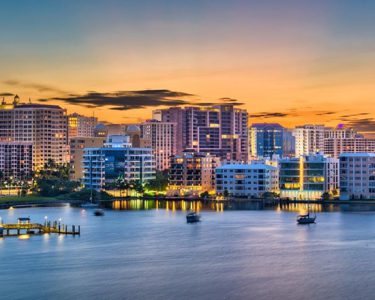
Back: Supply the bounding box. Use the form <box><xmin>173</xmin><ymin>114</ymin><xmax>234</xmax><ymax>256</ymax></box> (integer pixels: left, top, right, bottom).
<box><xmin>80</xmin><ymin>191</ymin><xmax>99</xmax><ymax>209</ymax></box>
<box><xmin>297</xmin><ymin>212</ymin><xmax>316</xmax><ymax>224</ymax></box>
<box><xmin>93</xmin><ymin>209</ymin><xmax>105</xmax><ymax>216</ymax></box>
<box><xmin>186</xmin><ymin>212</ymin><xmax>201</xmax><ymax>223</ymax></box>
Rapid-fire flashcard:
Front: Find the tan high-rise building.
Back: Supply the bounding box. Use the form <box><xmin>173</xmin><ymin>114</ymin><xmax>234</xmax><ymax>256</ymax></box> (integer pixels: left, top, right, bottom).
<box><xmin>0</xmin><ymin>96</ymin><xmax>69</xmax><ymax>170</ymax></box>
<box><xmin>140</xmin><ymin>120</ymin><xmax>177</xmax><ymax>170</ymax></box>
<box><xmin>70</xmin><ymin>137</ymin><xmax>106</xmax><ymax>181</ymax></box>
<box><xmin>68</xmin><ymin>113</ymin><xmax>97</xmax><ymax>139</ymax></box>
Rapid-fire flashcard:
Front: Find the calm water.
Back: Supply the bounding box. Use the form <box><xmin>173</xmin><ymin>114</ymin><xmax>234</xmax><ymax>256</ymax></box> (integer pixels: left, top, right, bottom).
<box><xmin>1</xmin><ymin>201</ymin><xmax>375</xmax><ymax>300</ymax></box>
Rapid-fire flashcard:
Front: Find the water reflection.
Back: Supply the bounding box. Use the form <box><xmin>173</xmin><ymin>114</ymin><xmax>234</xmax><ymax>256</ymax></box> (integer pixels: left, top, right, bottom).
<box><xmin>107</xmin><ymin>199</ymin><xmax>375</xmax><ymax>213</ymax></box>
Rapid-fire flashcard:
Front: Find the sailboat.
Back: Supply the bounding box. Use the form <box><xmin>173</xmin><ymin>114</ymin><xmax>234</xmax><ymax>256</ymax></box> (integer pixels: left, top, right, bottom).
<box><xmin>81</xmin><ymin>188</ymin><xmax>99</xmax><ymax>209</ymax></box>
<box><xmin>296</xmin><ymin>202</ymin><xmax>316</xmax><ymax>224</ymax></box>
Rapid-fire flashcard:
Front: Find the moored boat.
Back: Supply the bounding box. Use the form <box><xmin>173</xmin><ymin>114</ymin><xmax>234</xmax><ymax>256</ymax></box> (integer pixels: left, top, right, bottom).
<box><xmin>297</xmin><ymin>213</ymin><xmax>316</xmax><ymax>224</ymax></box>
<box><xmin>94</xmin><ymin>209</ymin><xmax>105</xmax><ymax>216</ymax></box>
<box><xmin>186</xmin><ymin>212</ymin><xmax>201</xmax><ymax>223</ymax></box>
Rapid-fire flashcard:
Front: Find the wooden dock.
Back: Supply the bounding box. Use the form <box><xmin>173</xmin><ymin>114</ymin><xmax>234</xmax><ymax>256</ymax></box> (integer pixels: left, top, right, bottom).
<box><xmin>0</xmin><ymin>218</ymin><xmax>80</xmax><ymax>237</ymax></box>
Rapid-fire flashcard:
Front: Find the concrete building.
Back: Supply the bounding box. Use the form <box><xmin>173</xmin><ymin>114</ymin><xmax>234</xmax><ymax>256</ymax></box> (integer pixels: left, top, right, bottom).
<box><xmin>0</xmin><ymin>142</ymin><xmax>33</xmax><ymax>180</ymax></box>
<box><xmin>69</xmin><ymin>137</ymin><xmax>106</xmax><ymax>181</ymax></box>
<box><xmin>68</xmin><ymin>113</ymin><xmax>97</xmax><ymax>139</ymax></box>
<box><xmin>250</xmin><ymin>123</ymin><xmax>284</xmax><ymax>158</ymax></box>
<box><xmin>167</xmin><ymin>150</ymin><xmax>220</xmax><ymax>196</ymax></box>
<box><xmin>154</xmin><ymin>104</ymin><xmax>248</xmax><ymax>161</ymax></box>
<box><xmin>324</xmin><ymin>137</ymin><xmax>375</xmax><ymax>158</ymax></box>
<box><xmin>279</xmin><ymin>154</ymin><xmax>339</xmax><ymax>200</ymax></box>
<box><xmin>140</xmin><ymin>120</ymin><xmax>177</xmax><ymax>170</ymax></box>
<box><xmin>83</xmin><ymin>135</ymin><xmax>155</xmax><ymax>190</ymax></box>
<box><xmin>293</xmin><ymin>125</ymin><xmax>326</xmax><ymax>156</ymax></box>
<box><xmin>215</xmin><ymin>163</ymin><xmax>279</xmax><ymax>198</ymax></box>
<box><xmin>282</xmin><ymin>129</ymin><xmax>296</xmax><ymax>157</ymax></box>
<box><xmin>339</xmin><ymin>153</ymin><xmax>375</xmax><ymax>200</ymax></box>
<box><xmin>0</xmin><ymin>97</ymin><xmax>69</xmax><ymax>170</ymax></box>
<box><xmin>124</xmin><ymin>125</ymin><xmax>141</xmax><ymax>147</ymax></box>
<box><xmin>94</xmin><ymin>123</ymin><xmax>108</xmax><ymax>137</ymax></box>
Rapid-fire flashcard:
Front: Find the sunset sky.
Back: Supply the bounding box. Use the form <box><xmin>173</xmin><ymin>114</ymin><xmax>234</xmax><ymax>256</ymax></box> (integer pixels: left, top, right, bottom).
<box><xmin>0</xmin><ymin>1</ymin><xmax>374</xmax><ymax>134</ymax></box>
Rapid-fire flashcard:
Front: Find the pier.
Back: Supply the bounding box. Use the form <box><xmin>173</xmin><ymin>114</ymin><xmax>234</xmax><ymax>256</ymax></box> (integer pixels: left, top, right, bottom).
<box><xmin>0</xmin><ymin>217</ymin><xmax>80</xmax><ymax>237</ymax></box>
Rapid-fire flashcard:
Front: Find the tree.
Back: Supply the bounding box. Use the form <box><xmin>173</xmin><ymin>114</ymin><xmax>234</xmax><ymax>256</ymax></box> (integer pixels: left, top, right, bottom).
<box><xmin>145</xmin><ymin>170</ymin><xmax>168</xmax><ymax>192</ymax></box>
<box><xmin>200</xmin><ymin>191</ymin><xmax>210</xmax><ymax>199</ymax></box>
<box><xmin>223</xmin><ymin>189</ymin><xmax>229</xmax><ymax>199</ymax></box>
<box><xmin>322</xmin><ymin>191</ymin><xmax>332</xmax><ymax>201</ymax></box>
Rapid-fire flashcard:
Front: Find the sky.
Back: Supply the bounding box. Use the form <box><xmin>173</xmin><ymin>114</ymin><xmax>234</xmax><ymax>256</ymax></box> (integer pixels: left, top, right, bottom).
<box><xmin>0</xmin><ymin>0</ymin><xmax>374</xmax><ymax>134</ymax></box>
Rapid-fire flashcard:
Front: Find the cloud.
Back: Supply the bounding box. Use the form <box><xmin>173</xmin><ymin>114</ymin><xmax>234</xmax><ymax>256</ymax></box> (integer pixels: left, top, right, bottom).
<box><xmin>342</xmin><ymin>118</ymin><xmax>375</xmax><ymax>132</ymax></box>
<box><xmin>249</xmin><ymin>112</ymin><xmax>289</xmax><ymax>118</ymax></box>
<box><xmin>0</xmin><ymin>92</ymin><xmax>14</xmax><ymax>97</ymax></box>
<box><xmin>41</xmin><ymin>89</ymin><xmax>197</xmax><ymax>110</ymax></box>
<box><xmin>340</xmin><ymin>112</ymin><xmax>369</xmax><ymax>118</ymax></box>
<box><xmin>316</xmin><ymin>111</ymin><xmax>336</xmax><ymax>116</ymax></box>
<box><xmin>3</xmin><ymin>80</ymin><xmax>67</xmax><ymax>94</ymax></box>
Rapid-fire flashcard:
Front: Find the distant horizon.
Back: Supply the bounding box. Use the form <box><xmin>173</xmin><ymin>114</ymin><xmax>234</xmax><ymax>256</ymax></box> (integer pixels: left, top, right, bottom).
<box><xmin>1</xmin><ymin>1</ymin><xmax>374</xmax><ymax>135</ymax></box>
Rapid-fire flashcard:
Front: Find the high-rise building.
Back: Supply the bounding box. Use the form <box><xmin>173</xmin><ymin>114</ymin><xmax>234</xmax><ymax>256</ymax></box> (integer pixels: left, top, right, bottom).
<box><xmin>154</xmin><ymin>104</ymin><xmax>248</xmax><ymax>161</ymax></box>
<box><xmin>339</xmin><ymin>153</ymin><xmax>375</xmax><ymax>200</ymax></box>
<box><xmin>124</xmin><ymin>125</ymin><xmax>141</xmax><ymax>147</ymax></box>
<box><xmin>94</xmin><ymin>123</ymin><xmax>108</xmax><ymax>137</ymax></box>
<box><xmin>249</xmin><ymin>123</ymin><xmax>284</xmax><ymax>158</ymax></box>
<box><xmin>293</xmin><ymin>125</ymin><xmax>326</xmax><ymax>156</ymax></box>
<box><xmin>68</xmin><ymin>113</ymin><xmax>97</xmax><ymax>138</ymax></box>
<box><xmin>279</xmin><ymin>154</ymin><xmax>339</xmax><ymax>200</ymax></box>
<box><xmin>215</xmin><ymin>163</ymin><xmax>279</xmax><ymax>198</ymax></box>
<box><xmin>282</xmin><ymin>129</ymin><xmax>296</xmax><ymax>157</ymax></box>
<box><xmin>0</xmin><ymin>97</ymin><xmax>69</xmax><ymax>170</ymax></box>
<box><xmin>0</xmin><ymin>142</ymin><xmax>33</xmax><ymax>180</ymax></box>
<box><xmin>167</xmin><ymin>150</ymin><xmax>220</xmax><ymax>196</ymax></box>
<box><xmin>83</xmin><ymin>135</ymin><xmax>155</xmax><ymax>190</ymax></box>
<box><xmin>140</xmin><ymin>120</ymin><xmax>177</xmax><ymax>170</ymax></box>
<box><xmin>70</xmin><ymin>137</ymin><xmax>106</xmax><ymax>181</ymax></box>
<box><xmin>324</xmin><ymin>137</ymin><xmax>375</xmax><ymax>158</ymax></box>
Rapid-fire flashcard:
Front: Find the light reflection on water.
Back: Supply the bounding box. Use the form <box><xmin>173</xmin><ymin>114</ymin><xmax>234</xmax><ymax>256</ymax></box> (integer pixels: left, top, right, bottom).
<box><xmin>1</xmin><ymin>202</ymin><xmax>375</xmax><ymax>300</ymax></box>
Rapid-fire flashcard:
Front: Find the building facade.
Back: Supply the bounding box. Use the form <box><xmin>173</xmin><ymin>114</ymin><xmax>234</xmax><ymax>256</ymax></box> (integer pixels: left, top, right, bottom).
<box><xmin>68</xmin><ymin>113</ymin><xmax>97</xmax><ymax>139</ymax></box>
<box><xmin>140</xmin><ymin>120</ymin><xmax>177</xmax><ymax>170</ymax></box>
<box><xmin>293</xmin><ymin>125</ymin><xmax>326</xmax><ymax>156</ymax></box>
<box><xmin>324</xmin><ymin>137</ymin><xmax>375</xmax><ymax>158</ymax></box>
<box><xmin>250</xmin><ymin>123</ymin><xmax>284</xmax><ymax>158</ymax></box>
<box><xmin>154</xmin><ymin>104</ymin><xmax>248</xmax><ymax>161</ymax></box>
<box><xmin>70</xmin><ymin>137</ymin><xmax>106</xmax><ymax>181</ymax></box>
<box><xmin>167</xmin><ymin>150</ymin><xmax>220</xmax><ymax>196</ymax></box>
<box><xmin>83</xmin><ymin>135</ymin><xmax>155</xmax><ymax>190</ymax></box>
<box><xmin>0</xmin><ymin>142</ymin><xmax>33</xmax><ymax>180</ymax></box>
<box><xmin>0</xmin><ymin>97</ymin><xmax>69</xmax><ymax>170</ymax></box>
<box><xmin>279</xmin><ymin>154</ymin><xmax>339</xmax><ymax>200</ymax></box>
<box><xmin>215</xmin><ymin>163</ymin><xmax>279</xmax><ymax>198</ymax></box>
<box><xmin>339</xmin><ymin>153</ymin><xmax>375</xmax><ymax>200</ymax></box>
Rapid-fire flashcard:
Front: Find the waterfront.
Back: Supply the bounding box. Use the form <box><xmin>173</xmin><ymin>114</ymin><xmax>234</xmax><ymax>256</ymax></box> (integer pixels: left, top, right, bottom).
<box><xmin>2</xmin><ymin>202</ymin><xmax>375</xmax><ymax>299</ymax></box>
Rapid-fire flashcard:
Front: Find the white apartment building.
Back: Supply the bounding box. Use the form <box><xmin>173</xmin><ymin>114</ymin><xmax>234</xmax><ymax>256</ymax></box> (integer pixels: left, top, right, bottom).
<box><xmin>83</xmin><ymin>135</ymin><xmax>155</xmax><ymax>190</ymax></box>
<box><xmin>279</xmin><ymin>154</ymin><xmax>339</xmax><ymax>200</ymax></box>
<box><xmin>293</xmin><ymin>125</ymin><xmax>326</xmax><ymax>156</ymax></box>
<box><xmin>339</xmin><ymin>153</ymin><xmax>375</xmax><ymax>200</ymax></box>
<box><xmin>140</xmin><ymin>120</ymin><xmax>177</xmax><ymax>170</ymax></box>
<box><xmin>215</xmin><ymin>163</ymin><xmax>279</xmax><ymax>198</ymax></box>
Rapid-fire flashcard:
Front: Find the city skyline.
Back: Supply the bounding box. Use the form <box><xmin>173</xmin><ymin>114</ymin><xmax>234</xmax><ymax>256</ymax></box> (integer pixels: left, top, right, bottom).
<box><xmin>1</xmin><ymin>1</ymin><xmax>375</xmax><ymax>135</ymax></box>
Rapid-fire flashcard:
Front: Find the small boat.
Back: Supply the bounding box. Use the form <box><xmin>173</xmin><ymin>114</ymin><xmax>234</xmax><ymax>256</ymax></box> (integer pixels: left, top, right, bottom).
<box><xmin>297</xmin><ymin>213</ymin><xmax>316</xmax><ymax>224</ymax></box>
<box><xmin>186</xmin><ymin>212</ymin><xmax>201</xmax><ymax>223</ymax></box>
<box><xmin>94</xmin><ymin>209</ymin><xmax>104</xmax><ymax>216</ymax></box>
<box><xmin>81</xmin><ymin>202</ymin><xmax>99</xmax><ymax>209</ymax></box>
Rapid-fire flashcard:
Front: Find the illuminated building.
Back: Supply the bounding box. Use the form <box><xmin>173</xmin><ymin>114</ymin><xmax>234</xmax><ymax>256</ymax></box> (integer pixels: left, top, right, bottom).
<box><xmin>324</xmin><ymin>137</ymin><xmax>375</xmax><ymax>158</ymax></box>
<box><xmin>249</xmin><ymin>123</ymin><xmax>284</xmax><ymax>158</ymax></box>
<box><xmin>153</xmin><ymin>104</ymin><xmax>248</xmax><ymax>161</ymax></box>
<box><xmin>69</xmin><ymin>137</ymin><xmax>105</xmax><ymax>181</ymax></box>
<box><xmin>215</xmin><ymin>163</ymin><xmax>279</xmax><ymax>198</ymax></box>
<box><xmin>167</xmin><ymin>150</ymin><xmax>220</xmax><ymax>196</ymax></box>
<box><xmin>0</xmin><ymin>96</ymin><xmax>69</xmax><ymax>169</ymax></box>
<box><xmin>293</xmin><ymin>125</ymin><xmax>326</xmax><ymax>156</ymax></box>
<box><xmin>83</xmin><ymin>135</ymin><xmax>155</xmax><ymax>190</ymax></box>
<box><xmin>0</xmin><ymin>142</ymin><xmax>33</xmax><ymax>180</ymax></box>
<box><xmin>339</xmin><ymin>153</ymin><xmax>375</xmax><ymax>200</ymax></box>
<box><xmin>279</xmin><ymin>154</ymin><xmax>339</xmax><ymax>200</ymax></box>
<box><xmin>94</xmin><ymin>123</ymin><xmax>108</xmax><ymax>137</ymax></box>
<box><xmin>68</xmin><ymin>113</ymin><xmax>97</xmax><ymax>138</ymax></box>
<box><xmin>140</xmin><ymin>120</ymin><xmax>177</xmax><ymax>170</ymax></box>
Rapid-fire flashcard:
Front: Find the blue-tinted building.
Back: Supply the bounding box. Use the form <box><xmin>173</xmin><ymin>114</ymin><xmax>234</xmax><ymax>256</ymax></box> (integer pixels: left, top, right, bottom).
<box><xmin>250</xmin><ymin>123</ymin><xmax>284</xmax><ymax>158</ymax></box>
